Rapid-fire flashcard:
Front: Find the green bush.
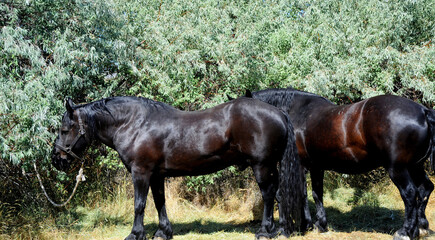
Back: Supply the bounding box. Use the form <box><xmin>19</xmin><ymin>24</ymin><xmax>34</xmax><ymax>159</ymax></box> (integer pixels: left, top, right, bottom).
<box><xmin>264</xmin><ymin>0</ymin><xmax>435</xmax><ymax>106</ymax></box>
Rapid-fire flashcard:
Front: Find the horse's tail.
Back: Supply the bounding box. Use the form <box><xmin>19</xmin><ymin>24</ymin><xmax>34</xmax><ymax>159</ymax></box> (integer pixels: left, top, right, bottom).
<box><xmin>278</xmin><ymin>112</ymin><xmax>305</xmax><ymax>237</ymax></box>
<box><xmin>425</xmin><ymin>108</ymin><xmax>435</xmax><ymax>171</ymax></box>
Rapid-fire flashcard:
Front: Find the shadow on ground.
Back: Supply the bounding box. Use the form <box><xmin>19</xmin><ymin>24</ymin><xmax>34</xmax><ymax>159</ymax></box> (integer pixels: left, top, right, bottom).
<box><xmin>141</xmin><ymin>203</ymin><xmax>404</xmax><ymax>237</ymax></box>
<box><xmin>58</xmin><ymin>200</ymin><xmax>405</xmax><ymax>237</ymax></box>
<box><xmin>324</xmin><ymin>205</ymin><xmax>403</xmax><ymax>234</ymax></box>
<box><xmin>145</xmin><ymin>220</ymin><xmax>260</xmax><ymax>236</ymax></box>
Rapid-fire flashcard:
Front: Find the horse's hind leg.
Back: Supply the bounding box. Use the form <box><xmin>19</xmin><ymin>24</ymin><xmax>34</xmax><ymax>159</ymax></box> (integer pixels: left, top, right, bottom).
<box><xmin>409</xmin><ymin>165</ymin><xmax>434</xmax><ymax>237</ymax></box>
<box><xmin>311</xmin><ymin>169</ymin><xmax>327</xmax><ymax>232</ymax></box>
<box><xmin>252</xmin><ymin>164</ymin><xmax>278</xmax><ymax>239</ymax></box>
<box><xmin>126</xmin><ymin>169</ymin><xmax>151</xmax><ymax>240</ymax></box>
<box><xmin>151</xmin><ymin>175</ymin><xmax>173</xmax><ymax>240</ymax></box>
<box><xmin>388</xmin><ymin>166</ymin><xmax>419</xmax><ymax>240</ymax></box>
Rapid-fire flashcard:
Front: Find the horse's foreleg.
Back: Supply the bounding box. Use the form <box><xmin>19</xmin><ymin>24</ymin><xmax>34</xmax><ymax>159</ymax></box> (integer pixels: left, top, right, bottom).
<box><xmin>409</xmin><ymin>165</ymin><xmax>434</xmax><ymax>237</ymax></box>
<box><xmin>253</xmin><ymin>164</ymin><xmax>278</xmax><ymax>239</ymax></box>
<box><xmin>126</xmin><ymin>169</ymin><xmax>151</xmax><ymax>240</ymax></box>
<box><xmin>388</xmin><ymin>167</ymin><xmax>419</xmax><ymax>240</ymax></box>
<box><xmin>301</xmin><ymin>168</ymin><xmax>313</xmax><ymax>232</ymax></box>
<box><xmin>151</xmin><ymin>176</ymin><xmax>173</xmax><ymax>240</ymax></box>
<box><xmin>311</xmin><ymin>169</ymin><xmax>327</xmax><ymax>232</ymax></box>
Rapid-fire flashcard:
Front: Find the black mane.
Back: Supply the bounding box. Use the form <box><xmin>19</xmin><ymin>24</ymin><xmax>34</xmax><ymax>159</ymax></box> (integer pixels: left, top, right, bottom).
<box><xmin>72</xmin><ymin>96</ymin><xmax>176</xmax><ymax>139</ymax></box>
<box><xmin>76</xmin><ymin>96</ymin><xmax>175</xmax><ymax>112</ymax></box>
<box><xmin>253</xmin><ymin>88</ymin><xmax>332</xmax><ymax>108</ymax></box>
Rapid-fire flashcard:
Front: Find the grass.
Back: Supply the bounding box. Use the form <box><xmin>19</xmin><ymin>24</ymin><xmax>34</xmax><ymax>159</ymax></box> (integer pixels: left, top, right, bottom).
<box><xmin>3</xmin><ymin>177</ymin><xmax>435</xmax><ymax>240</ymax></box>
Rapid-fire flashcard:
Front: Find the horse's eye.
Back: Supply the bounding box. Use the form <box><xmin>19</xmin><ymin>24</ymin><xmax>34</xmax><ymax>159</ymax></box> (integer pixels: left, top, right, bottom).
<box><xmin>61</xmin><ymin>130</ymin><xmax>69</xmax><ymax>135</ymax></box>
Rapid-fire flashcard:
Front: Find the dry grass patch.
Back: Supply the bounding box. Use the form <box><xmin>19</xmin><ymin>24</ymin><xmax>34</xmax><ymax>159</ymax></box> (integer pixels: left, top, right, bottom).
<box><xmin>7</xmin><ymin>176</ymin><xmax>435</xmax><ymax>239</ymax></box>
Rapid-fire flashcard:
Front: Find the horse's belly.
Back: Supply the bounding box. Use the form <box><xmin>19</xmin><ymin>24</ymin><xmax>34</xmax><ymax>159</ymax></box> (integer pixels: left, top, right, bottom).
<box><xmin>321</xmin><ymin>159</ymin><xmax>381</xmax><ymax>174</ymax></box>
<box><xmin>307</xmin><ymin>147</ymin><xmax>381</xmax><ymax>174</ymax></box>
<box><xmin>162</xmin><ymin>150</ymin><xmax>246</xmax><ymax>177</ymax></box>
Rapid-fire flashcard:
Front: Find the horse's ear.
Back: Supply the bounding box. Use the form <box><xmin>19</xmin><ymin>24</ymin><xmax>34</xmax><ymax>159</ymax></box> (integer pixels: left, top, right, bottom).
<box><xmin>65</xmin><ymin>98</ymin><xmax>75</xmax><ymax>114</ymax></box>
<box><xmin>245</xmin><ymin>89</ymin><xmax>253</xmax><ymax>98</ymax></box>
<box><xmin>227</xmin><ymin>94</ymin><xmax>234</xmax><ymax>101</ymax></box>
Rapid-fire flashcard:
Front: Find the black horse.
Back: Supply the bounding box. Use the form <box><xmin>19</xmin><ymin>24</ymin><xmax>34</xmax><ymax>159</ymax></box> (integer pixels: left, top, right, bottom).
<box><xmin>51</xmin><ymin>96</ymin><xmax>304</xmax><ymax>240</ymax></box>
<box><xmin>245</xmin><ymin>88</ymin><xmax>435</xmax><ymax>240</ymax></box>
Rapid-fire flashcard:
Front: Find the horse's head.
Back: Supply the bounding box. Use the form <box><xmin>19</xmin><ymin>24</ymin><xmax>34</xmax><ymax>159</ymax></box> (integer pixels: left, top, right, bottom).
<box><xmin>52</xmin><ymin>98</ymin><xmax>90</xmax><ymax>171</ymax></box>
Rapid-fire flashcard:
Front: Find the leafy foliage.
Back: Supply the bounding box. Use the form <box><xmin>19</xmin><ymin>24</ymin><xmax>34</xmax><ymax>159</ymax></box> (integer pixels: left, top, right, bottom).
<box><xmin>0</xmin><ymin>0</ymin><xmax>434</xmax><ymax>236</ymax></box>
<box><xmin>264</xmin><ymin>0</ymin><xmax>435</xmax><ymax>105</ymax></box>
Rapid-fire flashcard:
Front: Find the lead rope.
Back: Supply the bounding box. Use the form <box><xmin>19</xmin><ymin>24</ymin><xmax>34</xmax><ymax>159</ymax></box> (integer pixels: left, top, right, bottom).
<box><xmin>33</xmin><ymin>161</ymin><xmax>85</xmax><ymax>207</ymax></box>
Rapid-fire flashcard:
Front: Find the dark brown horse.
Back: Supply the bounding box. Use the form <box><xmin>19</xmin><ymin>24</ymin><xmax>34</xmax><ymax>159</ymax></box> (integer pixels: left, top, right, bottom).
<box><xmin>51</xmin><ymin>96</ymin><xmax>304</xmax><ymax>240</ymax></box>
<box><xmin>246</xmin><ymin>88</ymin><xmax>435</xmax><ymax>240</ymax></box>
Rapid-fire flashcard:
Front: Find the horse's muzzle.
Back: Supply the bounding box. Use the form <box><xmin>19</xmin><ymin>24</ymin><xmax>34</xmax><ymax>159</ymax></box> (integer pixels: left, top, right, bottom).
<box><xmin>51</xmin><ymin>152</ymin><xmax>71</xmax><ymax>171</ymax></box>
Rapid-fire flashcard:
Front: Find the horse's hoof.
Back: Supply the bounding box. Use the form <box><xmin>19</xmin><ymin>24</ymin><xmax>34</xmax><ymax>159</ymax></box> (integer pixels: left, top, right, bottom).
<box><xmin>125</xmin><ymin>233</ymin><xmax>147</xmax><ymax>240</ymax></box>
<box><xmin>125</xmin><ymin>234</ymin><xmax>136</xmax><ymax>240</ymax></box>
<box><xmin>419</xmin><ymin>227</ymin><xmax>434</xmax><ymax>238</ymax></box>
<box><xmin>313</xmin><ymin>223</ymin><xmax>327</xmax><ymax>233</ymax></box>
<box><xmin>277</xmin><ymin>235</ymin><xmax>288</xmax><ymax>240</ymax></box>
<box><xmin>393</xmin><ymin>231</ymin><xmax>410</xmax><ymax>240</ymax></box>
<box><xmin>419</xmin><ymin>228</ymin><xmax>429</xmax><ymax>237</ymax></box>
<box><xmin>256</xmin><ymin>237</ymin><xmax>270</xmax><ymax>240</ymax></box>
<box><xmin>153</xmin><ymin>237</ymin><xmax>165</xmax><ymax>240</ymax></box>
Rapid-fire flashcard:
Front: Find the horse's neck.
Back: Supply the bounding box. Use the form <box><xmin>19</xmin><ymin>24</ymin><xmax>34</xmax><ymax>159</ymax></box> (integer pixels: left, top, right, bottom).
<box><xmin>89</xmin><ymin>107</ymin><xmax>126</xmax><ymax>149</ymax></box>
<box><xmin>298</xmin><ymin>92</ymin><xmax>332</xmax><ymax>103</ymax></box>
<box><xmin>290</xmin><ymin>93</ymin><xmax>334</xmax><ymax>115</ymax></box>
